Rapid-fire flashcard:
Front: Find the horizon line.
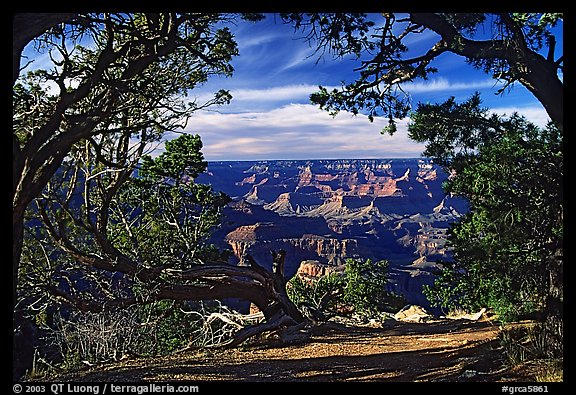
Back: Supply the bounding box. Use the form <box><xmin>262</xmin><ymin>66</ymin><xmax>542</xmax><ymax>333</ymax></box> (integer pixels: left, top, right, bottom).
<box><xmin>204</xmin><ymin>157</ymin><xmax>433</xmax><ymax>163</ymax></box>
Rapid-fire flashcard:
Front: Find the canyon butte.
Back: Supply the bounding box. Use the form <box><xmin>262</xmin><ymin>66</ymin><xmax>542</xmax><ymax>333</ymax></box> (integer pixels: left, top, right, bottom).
<box><xmin>197</xmin><ymin>159</ymin><xmax>469</xmax><ymax>310</ymax></box>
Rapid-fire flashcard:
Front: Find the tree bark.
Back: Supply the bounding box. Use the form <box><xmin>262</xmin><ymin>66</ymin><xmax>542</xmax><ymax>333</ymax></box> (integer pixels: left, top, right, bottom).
<box><xmin>543</xmin><ymin>248</ymin><xmax>563</xmax><ymax>358</ymax></box>
<box><xmin>519</xmin><ymin>56</ymin><xmax>563</xmax><ymax>132</ymax></box>
<box><xmin>13</xmin><ymin>12</ymin><xmax>176</xmax><ymax>306</ymax></box>
<box><xmin>13</xmin><ymin>13</ymin><xmax>76</xmax><ymax>308</ymax></box>
<box><xmin>409</xmin><ymin>13</ymin><xmax>563</xmax><ymax>131</ymax></box>
<box><xmin>13</xmin><ymin>13</ymin><xmax>78</xmax><ymax>85</ymax></box>
<box><xmin>47</xmin><ymin>250</ymin><xmax>307</xmax><ymax>345</ymax></box>
<box><xmin>13</xmin><ymin>206</ymin><xmax>25</xmax><ymax>309</ymax></box>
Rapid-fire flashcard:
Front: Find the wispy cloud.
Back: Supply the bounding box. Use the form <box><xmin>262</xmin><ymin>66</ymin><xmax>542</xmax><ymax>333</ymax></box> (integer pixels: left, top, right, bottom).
<box><xmin>237</xmin><ymin>31</ymin><xmax>284</xmax><ymax>50</ymax></box>
<box><xmin>490</xmin><ymin>106</ymin><xmax>551</xmax><ymax>127</ymax></box>
<box><xmin>274</xmin><ymin>45</ymin><xmax>318</xmax><ymax>73</ymax></box>
<box><xmin>401</xmin><ymin>77</ymin><xmax>503</xmax><ymax>93</ymax></box>
<box><xmin>182</xmin><ymin>104</ymin><xmax>426</xmax><ymax>161</ymax></box>
<box><xmin>229</xmin><ymin>78</ymin><xmax>502</xmax><ymax>102</ymax></box>
<box><xmin>175</xmin><ymin>100</ymin><xmax>552</xmax><ymax>161</ymax></box>
<box><xmin>229</xmin><ymin>84</ymin><xmax>322</xmax><ymax>102</ymax></box>
<box><xmin>190</xmin><ymin>83</ymin><xmax>338</xmax><ymax>113</ymax></box>
<box><xmin>193</xmin><ymin>77</ymin><xmax>505</xmax><ymax>114</ymax></box>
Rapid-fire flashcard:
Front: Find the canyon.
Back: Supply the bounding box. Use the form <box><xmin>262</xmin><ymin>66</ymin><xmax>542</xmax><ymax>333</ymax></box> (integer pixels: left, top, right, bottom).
<box><xmin>197</xmin><ymin>159</ymin><xmax>469</xmax><ymax>309</ymax></box>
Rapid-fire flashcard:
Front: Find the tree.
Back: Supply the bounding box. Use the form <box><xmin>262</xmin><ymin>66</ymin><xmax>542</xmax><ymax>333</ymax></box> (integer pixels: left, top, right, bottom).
<box><xmin>13</xmin><ymin>13</ymin><xmax>244</xmax><ymax>307</ymax></box>
<box><xmin>343</xmin><ymin>258</ymin><xmax>405</xmax><ymax>314</ymax></box>
<box><xmin>282</xmin><ymin>13</ymin><xmax>563</xmax><ymax>132</ymax></box>
<box><xmin>13</xmin><ymin>13</ymin><xmax>308</xmax><ymax>378</ymax></box>
<box><xmin>283</xmin><ymin>12</ymin><xmax>563</xmax><ymax>357</ymax></box>
<box><xmin>411</xmin><ymin>95</ymin><xmax>562</xmax><ymax>357</ymax></box>
<box><xmin>19</xmin><ymin>131</ymin><xmax>305</xmax><ymax>373</ymax></box>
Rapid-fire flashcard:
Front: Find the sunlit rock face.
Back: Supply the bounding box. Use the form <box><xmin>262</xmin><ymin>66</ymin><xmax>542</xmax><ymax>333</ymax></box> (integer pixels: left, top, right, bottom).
<box><xmin>198</xmin><ymin>159</ymin><xmax>469</xmax><ymax>308</ymax></box>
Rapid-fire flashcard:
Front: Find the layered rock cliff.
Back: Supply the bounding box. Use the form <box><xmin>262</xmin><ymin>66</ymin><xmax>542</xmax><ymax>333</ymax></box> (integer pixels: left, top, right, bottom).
<box><xmin>223</xmin><ymin>222</ymin><xmax>359</xmax><ymax>276</ymax></box>
<box><xmin>296</xmin><ymin>260</ymin><xmax>345</xmax><ymax>281</ymax></box>
<box><xmin>197</xmin><ymin>159</ymin><xmax>469</xmax><ymax>307</ymax></box>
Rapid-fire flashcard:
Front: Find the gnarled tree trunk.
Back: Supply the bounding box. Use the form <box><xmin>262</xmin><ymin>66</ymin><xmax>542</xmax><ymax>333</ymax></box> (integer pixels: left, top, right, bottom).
<box><xmin>49</xmin><ymin>249</ymin><xmax>307</xmax><ymax>348</ymax></box>
<box><xmin>542</xmin><ymin>248</ymin><xmax>563</xmax><ymax>358</ymax></box>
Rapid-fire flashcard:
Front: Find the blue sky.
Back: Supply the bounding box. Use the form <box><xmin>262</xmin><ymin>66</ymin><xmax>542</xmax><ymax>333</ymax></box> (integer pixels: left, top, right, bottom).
<box><xmin>183</xmin><ymin>14</ymin><xmax>562</xmax><ymax>161</ymax></box>
<box><xmin>20</xmin><ymin>13</ymin><xmax>562</xmax><ymax>162</ymax></box>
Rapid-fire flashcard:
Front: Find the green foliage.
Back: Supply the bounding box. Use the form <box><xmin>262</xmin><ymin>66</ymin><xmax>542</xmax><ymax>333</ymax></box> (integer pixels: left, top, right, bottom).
<box><xmin>14</xmin><ymin>13</ymin><xmax>256</xmax><ymax>378</ymax></box>
<box><xmin>287</xmin><ymin>258</ymin><xmax>405</xmax><ymax>318</ymax></box>
<box><xmin>15</xmin><ymin>12</ymin><xmax>244</xmax><ymax>313</ymax></box>
<box><xmin>510</xmin><ymin>13</ymin><xmax>562</xmax><ymax>52</ymax></box>
<box><xmin>408</xmin><ymin>92</ymin><xmax>504</xmax><ymax>168</ymax></box>
<box><xmin>287</xmin><ymin>272</ymin><xmax>344</xmax><ymax>313</ymax></box>
<box><xmin>14</xmin><ymin>14</ymin><xmax>240</xmax><ymax>158</ymax></box>
<box><xmin>111</xmin><ymin>133</ymin><xmax>231</xmax><ymax>269</ymax></box>
<box><xmin>132</xmin><ymin>301</ymin><xmax>196</xmax><ymax>355</ymax></box>
<box><xmin>139</xmin><ymin>134</ymin><xmax>207</xmax><ymax>181</ymax></box>
<box><xmin>343</xmin><ymin>258</ymin><xmax>394</xmax><ymax>314</ymax></box>
<box><xmin>19</xmin><ymin>132</ymin><xmax>232</xmax><ymax>369</ymax></box>
<box><xmin>418</xmin><ymin>95</ymin><xmax>562</xmax><ymax>322</ymax></box>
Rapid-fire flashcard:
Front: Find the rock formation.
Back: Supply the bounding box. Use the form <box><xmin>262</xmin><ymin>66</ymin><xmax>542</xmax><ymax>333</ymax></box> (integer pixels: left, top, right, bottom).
<box><xmin>295</xmin><ymin>260</ymin><xmax>345</xmax><ymax>282</ymax></box>
<box><xmin>394</xmin><ymin>304</ymin><xmax>435</xmax><ymax>323</ymax></box>
<box><xmin>223</xmin><ymin>222</ymin><xmax>359</xmax><ymax>276</ymax></box>
<box><xmin>197</xmin><ymin>159</ymin><xmax>469</xmax><ymax>308</ymax></box>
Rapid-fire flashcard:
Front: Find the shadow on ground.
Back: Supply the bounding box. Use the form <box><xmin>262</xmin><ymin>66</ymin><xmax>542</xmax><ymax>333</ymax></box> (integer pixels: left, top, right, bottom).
<box><xmin>47</xmin><ymin>319</ymin><xmax>519</xmax><ymax>382</ymax></box>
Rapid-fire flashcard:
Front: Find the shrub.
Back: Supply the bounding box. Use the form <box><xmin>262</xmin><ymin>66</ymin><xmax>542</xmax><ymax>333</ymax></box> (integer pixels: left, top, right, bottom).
<box><xmin>287</xmin><ymin>272</ymin><xmax>344</xmax><ymax>313</ymax></box>
<box><xmin>287</xmin><ymin>258</ymin><xmax>405</xmax><ymax>319</ymax></box>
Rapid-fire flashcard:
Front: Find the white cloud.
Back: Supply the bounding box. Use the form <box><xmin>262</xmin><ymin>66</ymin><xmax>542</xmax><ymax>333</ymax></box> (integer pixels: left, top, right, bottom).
<box><xmin>230</xmin><ymin>84</ymin><xmax>323</xmax><ymax>102</ymax></box>
<box><xmin>193</xmin><ymin>78</ymin><xmax>505</xmax><ymax>114</ymax></box>
<box><xmin>490</xmin><ymin>106</ymin><xmax>551</xmax><ymax>127</ymax></box>
<box><xmin>275</xmin><ymin>45</ymin><xmax>318</xmax><ymax>73</ymax></box>
<box><xmin>238</xmin><ymin>32</ymin><xmax>283</xmax><ymax>49</ymax></box>
<box><xmin>182</xmin><ymin>104</ymin><xmax>426</xmax><ymax>161</ymax></box>
<box><xmin>401</xmin><ymin>77</ymin><xmax>502</xmax><ymax>93</ymax></box>
<box><xmin>175</xmin><ymin>100</ymin><xmax>552</xmax><ymax>162</ymax></box>
<box><xmin>226</xmin><ymin>78</ymin><xmax>501</xmax><ymax>105</ymax></box>
<box><xmin>190</xmin><ymin>84</ymin><xmax>339</xmax><ymax>113</ymax></box>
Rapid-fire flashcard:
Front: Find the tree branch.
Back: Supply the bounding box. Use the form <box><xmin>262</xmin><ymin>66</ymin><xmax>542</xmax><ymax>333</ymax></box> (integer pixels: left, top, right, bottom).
<box><xmin>13</xmin><ymin>13</ymin><xmax>78</xmax><ymax>85</ymax></box>
<box><xmin>409</xmin><ymin>13</ymin><xmax>511</xmax><ymax>60</ymax></box>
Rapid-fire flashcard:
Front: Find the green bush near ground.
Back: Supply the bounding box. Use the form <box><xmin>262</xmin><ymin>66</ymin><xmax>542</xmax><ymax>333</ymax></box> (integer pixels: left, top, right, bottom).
<box><xmin>287</xmin><ymin>258</ymin><xmax>406</xmax><ymax>319</ymax></box>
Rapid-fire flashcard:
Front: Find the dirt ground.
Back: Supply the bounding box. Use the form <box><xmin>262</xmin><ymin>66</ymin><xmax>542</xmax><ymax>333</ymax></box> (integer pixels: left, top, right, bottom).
<box><xmin>44</xmin><ymin>316</ymin><xmax>559</xmax><ymax>383</ymax></box>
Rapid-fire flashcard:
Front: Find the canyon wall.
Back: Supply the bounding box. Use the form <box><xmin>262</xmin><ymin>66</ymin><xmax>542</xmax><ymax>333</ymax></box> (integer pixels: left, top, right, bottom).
<box><xmin>198</xmin><ymin>159</ymin><xmax>469</xmax><ymax>307</ymax></box>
